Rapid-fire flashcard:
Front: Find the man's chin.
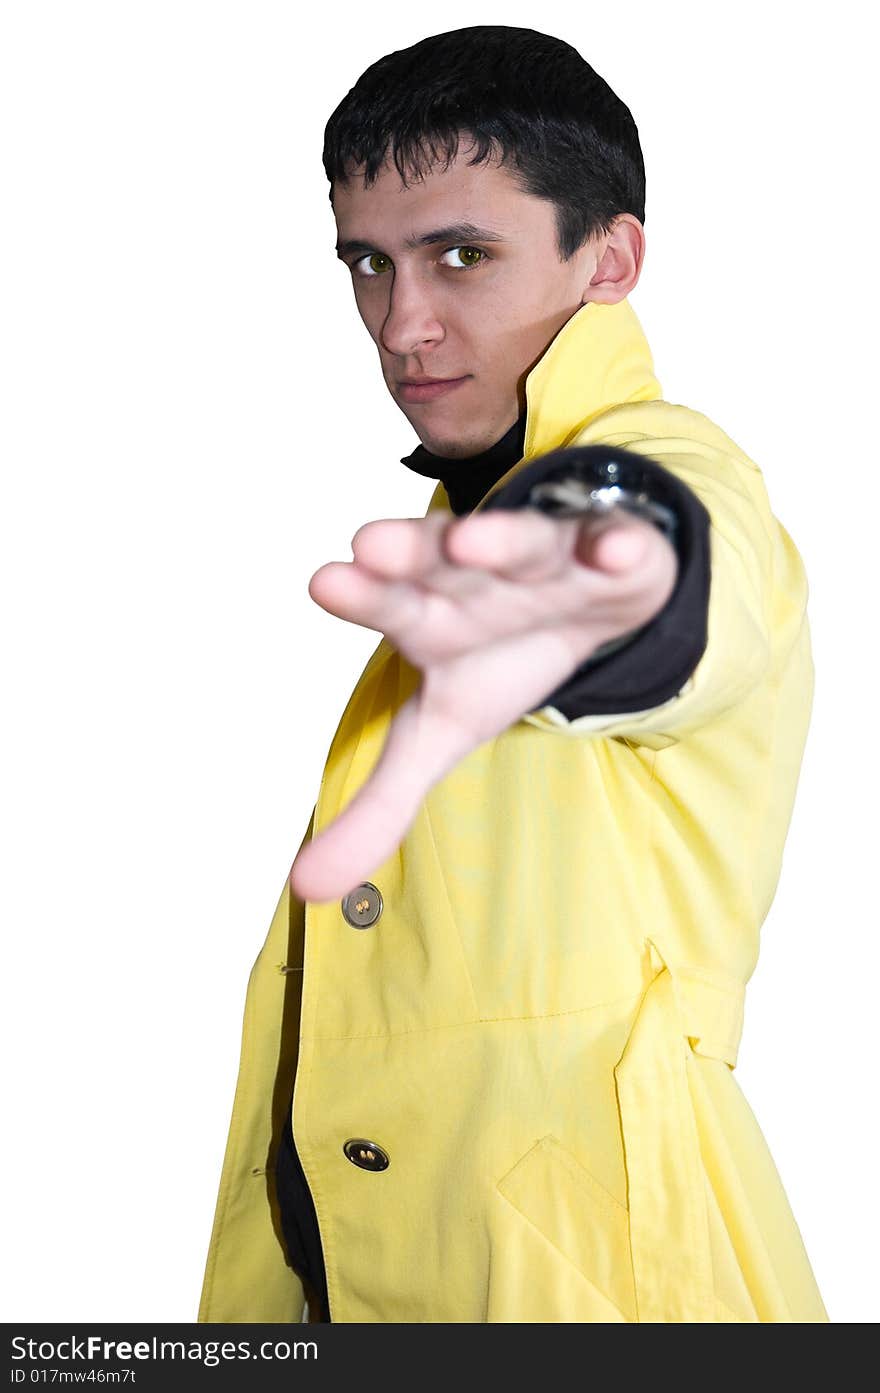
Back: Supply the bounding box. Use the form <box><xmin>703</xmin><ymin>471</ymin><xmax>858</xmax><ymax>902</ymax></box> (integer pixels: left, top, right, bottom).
<box><xmin>400</xmin><ymin>412</ymin><xmax>469</xmax><ymax>458</ymax></box>
<box><xmin>416</xmin><ymin>431</ymin><xmax>479</xmax><ymax>460</ymax></box>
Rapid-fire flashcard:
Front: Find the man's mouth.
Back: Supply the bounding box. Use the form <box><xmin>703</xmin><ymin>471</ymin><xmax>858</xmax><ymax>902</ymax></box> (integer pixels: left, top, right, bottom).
<box><xmin>398</xmin><ymin>376</ymin><xmax>470</xmax><ymax>403</ymax></box>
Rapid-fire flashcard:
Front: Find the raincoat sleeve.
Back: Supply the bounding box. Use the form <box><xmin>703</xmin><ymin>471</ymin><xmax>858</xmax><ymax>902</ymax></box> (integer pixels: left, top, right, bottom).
<box><xmin>481</xmin><ymin>438</ymin><xmax>806</xmax><ymax>749</ymax></box>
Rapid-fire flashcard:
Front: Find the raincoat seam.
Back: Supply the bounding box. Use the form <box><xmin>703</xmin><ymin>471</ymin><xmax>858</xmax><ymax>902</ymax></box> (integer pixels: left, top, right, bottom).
<box><xmin>301</xmin><ymin>988</ymin><xmax>648</xmax><ymax>1043</ymax></box>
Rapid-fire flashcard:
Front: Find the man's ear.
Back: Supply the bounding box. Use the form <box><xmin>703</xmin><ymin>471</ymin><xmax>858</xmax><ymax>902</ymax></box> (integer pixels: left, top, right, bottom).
<box><xmin>581</xmin><ymin>215</ymin><xmax>644</xmax><ymax>306</ymax></box>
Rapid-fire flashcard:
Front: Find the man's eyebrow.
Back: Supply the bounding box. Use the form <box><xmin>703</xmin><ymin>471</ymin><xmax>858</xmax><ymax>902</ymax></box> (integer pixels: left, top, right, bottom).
<box><xmin>335</xmin><ymin>222</ymin><xmax>507</xmax><ymax>260</ymax></box>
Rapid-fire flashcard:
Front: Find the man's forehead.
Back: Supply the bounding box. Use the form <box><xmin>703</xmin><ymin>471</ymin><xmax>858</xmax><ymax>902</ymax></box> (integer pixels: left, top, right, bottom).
<box><xmin>332</xmin><ymin>157</ymin><xmax>533</xmax><ymax>248</ymax></box>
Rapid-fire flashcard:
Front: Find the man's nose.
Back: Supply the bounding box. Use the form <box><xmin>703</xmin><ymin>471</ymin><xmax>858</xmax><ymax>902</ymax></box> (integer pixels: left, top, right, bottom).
<box><xmin>379</xmin><ymin>269</ymin><xmax>444</xmax><ymax>357</ymax></box>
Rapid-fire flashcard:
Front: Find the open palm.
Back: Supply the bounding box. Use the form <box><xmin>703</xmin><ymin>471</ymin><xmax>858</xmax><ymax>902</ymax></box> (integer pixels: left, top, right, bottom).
<box><xmin>289</xmin><ymin>505</ymin><xmax>677</xmax><ymax>903</ymax></box>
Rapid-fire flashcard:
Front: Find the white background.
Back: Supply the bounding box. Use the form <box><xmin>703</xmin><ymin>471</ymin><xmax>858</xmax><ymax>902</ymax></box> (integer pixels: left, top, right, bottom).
<box><xmin>2</xmin><ymin>1</ymin><xmax>876</xmax><ymax>1323</ymax></box>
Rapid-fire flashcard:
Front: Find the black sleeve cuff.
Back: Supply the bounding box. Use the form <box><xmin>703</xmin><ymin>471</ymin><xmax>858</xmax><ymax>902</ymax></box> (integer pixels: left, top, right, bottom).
<box><xmin>479</xmin><ymin>444</ymin><xmax>711</xmax><ymax>718</ymax></box>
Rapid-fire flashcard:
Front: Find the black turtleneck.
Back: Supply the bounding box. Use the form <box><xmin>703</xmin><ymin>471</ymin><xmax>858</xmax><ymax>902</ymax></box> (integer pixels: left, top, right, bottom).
<box><xmin>399</xmin><ymin>410</ymin><xmax>528</xmax><ymax>515</ymax></box>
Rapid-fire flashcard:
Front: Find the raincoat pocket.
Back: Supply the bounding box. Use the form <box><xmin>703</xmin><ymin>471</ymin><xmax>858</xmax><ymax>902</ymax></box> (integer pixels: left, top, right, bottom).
<box><xmin>487</xmin><ymin>1134</ymin><xmax>637</xmax><ymax>1322</ymax></box>
<box><xmin>485</xmin><ymin>946</ymin><xmax>754</xmax><ymax>1324</ymax></box>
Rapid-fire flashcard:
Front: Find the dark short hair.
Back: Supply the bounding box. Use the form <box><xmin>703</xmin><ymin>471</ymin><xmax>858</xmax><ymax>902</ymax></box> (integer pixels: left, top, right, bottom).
<box><xmin>322</xmin><ymin>25</ymin><xmax>646</xmax><ymax>261</ymax></box>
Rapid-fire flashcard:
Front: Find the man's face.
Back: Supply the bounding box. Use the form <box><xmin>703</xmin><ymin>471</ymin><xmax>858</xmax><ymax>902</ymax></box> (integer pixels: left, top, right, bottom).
<box><xmin>332</xmin><ymin>137</ymin><xmax>621</xmax><ymax>458</ymax></box>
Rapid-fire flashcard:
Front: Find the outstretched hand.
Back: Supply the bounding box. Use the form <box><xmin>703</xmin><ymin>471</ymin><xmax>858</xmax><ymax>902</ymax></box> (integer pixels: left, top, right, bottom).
<box><xmin>289</xmin><ymin>505</ymin><xmax>678</xmax><ymax>903</ymax></box>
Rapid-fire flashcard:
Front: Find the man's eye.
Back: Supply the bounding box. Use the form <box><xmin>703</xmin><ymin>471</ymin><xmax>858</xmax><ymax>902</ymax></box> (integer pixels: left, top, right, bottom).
<box><xmin>352</xmin><ymin>252</ymin><xmax>393</xmax><ymax>278</ymax></box>
<box><xmin>439</xmin><ymin>245</ymin><xmax>487</xmax><ymax>270</ymax></box>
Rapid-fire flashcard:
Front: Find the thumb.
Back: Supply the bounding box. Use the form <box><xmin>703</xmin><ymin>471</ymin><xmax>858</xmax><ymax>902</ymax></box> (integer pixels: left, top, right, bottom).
<box><xmin>288</xmin><ymin>693</ymin><xmax>471</xmax><ymax>903</ymax></box>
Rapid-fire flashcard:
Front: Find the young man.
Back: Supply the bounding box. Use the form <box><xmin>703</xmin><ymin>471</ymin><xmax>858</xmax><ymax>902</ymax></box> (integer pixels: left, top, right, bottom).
<box><xmin>198</xmin><ymin>26</ymin><xmax>828</xmax><ymax>1323</ymax></box>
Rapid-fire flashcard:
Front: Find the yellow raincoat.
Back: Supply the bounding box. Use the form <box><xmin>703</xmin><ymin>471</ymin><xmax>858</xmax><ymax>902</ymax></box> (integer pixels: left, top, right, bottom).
<box><xmin>198</xmin><ymin>296</ymin><xmax>828</xmax><ymax>1323</ymax></box>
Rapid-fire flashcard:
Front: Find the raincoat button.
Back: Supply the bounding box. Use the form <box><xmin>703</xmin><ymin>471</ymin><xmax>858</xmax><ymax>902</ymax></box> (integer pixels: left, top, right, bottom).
<box><xmin>340</xmin><ymin>882</ymin><xmax>383</xmax><ymax>928</ymax></box>
<box><xmin>343</xmin><ymin>1138</ymin><xmax>390</xmax><ymax>1171</ymax></box>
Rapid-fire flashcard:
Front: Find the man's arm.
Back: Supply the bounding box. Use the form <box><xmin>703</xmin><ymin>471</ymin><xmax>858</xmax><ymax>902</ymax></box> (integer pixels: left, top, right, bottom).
<box><xmin>500</xmin><ymin>435</ymin><xmax>803</xmax><ymax>750</ymax></box>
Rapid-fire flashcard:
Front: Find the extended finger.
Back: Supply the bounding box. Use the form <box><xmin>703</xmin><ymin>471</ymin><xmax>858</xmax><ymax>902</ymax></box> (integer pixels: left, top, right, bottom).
<box><xmin>350</xmin><ymin>513</ymin><xmax>448</xmax><ymax>575</ymax></box>
<box><xmin>351</xmin><ymin>514</ymin><xmax>494</xmax><ymax>601</ymax></box>
<box><xmin>307</xmin><ymin>559</ymin><xmax>424</xmax><ymax>633</ymax></box>
<box><xmin>443</xmin><ymin>508</ymin><xmax>579</xmax><ymax>582</ymax></box>
<box><xmin>573</xmin><ymin>511</ymin><xmax>658</xmax><ymax>573</ymax></box>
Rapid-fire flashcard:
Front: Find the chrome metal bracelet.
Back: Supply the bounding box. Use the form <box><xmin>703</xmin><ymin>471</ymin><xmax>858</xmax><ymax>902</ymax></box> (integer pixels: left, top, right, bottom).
<box><xmin>527</xmin><ymin>477</ymin><xmax>679</xmax><ymax>544</ymax></box>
